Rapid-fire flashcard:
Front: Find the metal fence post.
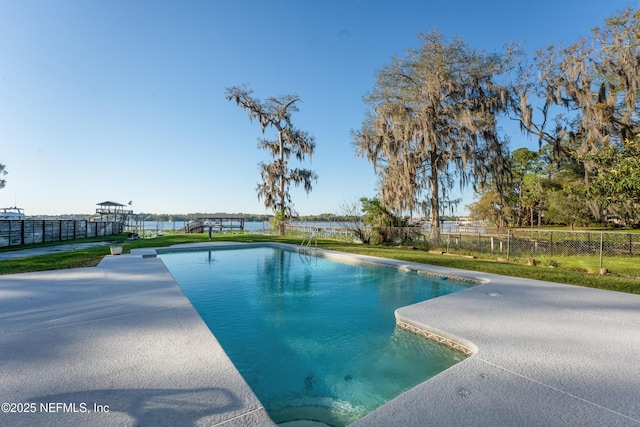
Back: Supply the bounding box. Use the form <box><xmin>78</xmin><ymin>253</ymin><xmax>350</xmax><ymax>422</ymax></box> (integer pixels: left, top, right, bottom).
<box><xmin>599</xmin><ymin>232</ymin><xmax>604</xmax><ymax>272</ymax></box>
<box><xmin>507</xmin><ymin>229</ymin><xmax>511</xmax><ymax>260</ymax></box>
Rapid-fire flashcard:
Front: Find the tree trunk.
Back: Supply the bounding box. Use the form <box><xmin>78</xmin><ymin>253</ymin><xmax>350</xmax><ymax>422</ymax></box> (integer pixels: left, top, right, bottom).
<box><xmin>429</xmin><ymin>155</ymin><xmax>441</xmax><ymax>242</ymax></box>
<box><xmin>530</xmin><ymin>207</ymin><xmax>534</xmax><ymax>228</ymax></box>
<box><xmin>278</xmin><ymin>129</ymin><xmax>286</xmax><ymax>236</ymax></box>
<box><xmin>517</xmin><ymin>186</ymin><xmax>524</xmax><ymax>227</ymax></box>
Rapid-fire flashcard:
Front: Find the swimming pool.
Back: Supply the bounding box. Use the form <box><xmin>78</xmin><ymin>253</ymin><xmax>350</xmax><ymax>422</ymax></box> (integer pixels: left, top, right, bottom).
<box><xmin>159</xmin><ymin>245</ymin><xmax>474</xmax><ymax>426</ymax></box>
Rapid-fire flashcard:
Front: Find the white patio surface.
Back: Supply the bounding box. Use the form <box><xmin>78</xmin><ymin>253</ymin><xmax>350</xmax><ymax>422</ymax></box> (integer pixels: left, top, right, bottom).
<box><xmin>1</xmin><ymin>242</ymin><xmax>639</xmax><ymax>426</ymax></box>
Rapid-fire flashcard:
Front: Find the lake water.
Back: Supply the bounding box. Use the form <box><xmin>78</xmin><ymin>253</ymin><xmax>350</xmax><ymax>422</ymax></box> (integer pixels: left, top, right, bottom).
<box><xmin>128</xmin><ymin>220</ymin><xmax>486</xmax><ymax>235</ymax></box>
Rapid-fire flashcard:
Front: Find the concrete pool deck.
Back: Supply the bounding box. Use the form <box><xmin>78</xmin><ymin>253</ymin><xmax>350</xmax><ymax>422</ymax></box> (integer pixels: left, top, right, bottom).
<box><xmin>1</xmin><ymin>242</ymin><xmax>639</xmax><ymax>426</ymax></box>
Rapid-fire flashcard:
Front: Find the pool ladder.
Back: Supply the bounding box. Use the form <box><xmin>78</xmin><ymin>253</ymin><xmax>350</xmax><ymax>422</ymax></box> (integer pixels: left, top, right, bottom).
<box><xmin>300</xmin><ymin>232</ymin><xmax>317</xmax><ymax>250</ymax></box>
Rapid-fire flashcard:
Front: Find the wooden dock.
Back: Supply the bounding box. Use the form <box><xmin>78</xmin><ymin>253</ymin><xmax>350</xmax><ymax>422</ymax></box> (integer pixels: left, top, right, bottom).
<box><xmin>181</xmin><ymin>214</ymin><xmax>246</xmax><ymax>233</ymax></box>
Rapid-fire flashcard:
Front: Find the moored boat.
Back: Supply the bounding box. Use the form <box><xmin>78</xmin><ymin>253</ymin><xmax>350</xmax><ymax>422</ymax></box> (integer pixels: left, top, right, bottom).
<box><xmin>0</xmin><ymin>207</ymin><xmax>26</xmax><ymax>220</ymax></box>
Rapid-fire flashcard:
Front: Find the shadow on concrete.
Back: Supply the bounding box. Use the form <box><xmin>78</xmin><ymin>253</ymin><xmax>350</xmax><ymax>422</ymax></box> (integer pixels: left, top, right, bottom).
<box><xmin>25</xmin><ymin>387</ymin><xmax>246</xmax><ymax>426</ymax></box>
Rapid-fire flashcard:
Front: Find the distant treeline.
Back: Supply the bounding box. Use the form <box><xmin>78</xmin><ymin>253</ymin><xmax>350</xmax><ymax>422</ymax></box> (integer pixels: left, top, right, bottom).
<box><xmin>136</xmin><ymin>213</ymin><xmax>346</xmax><ymax>222</ymax></box>
<box><xmin>296</xmin><ymin>214</ymin><xmax>459</xmax><ymax>222</ymax></box>
<box><xmin>135</xmin><ymin>213</ymin><xmax>460</xmax><ymax>223</ymax></box>
<box><xmin>136</xmin><ymin>213</ymin><xmax>271</xmax><ymax>222</ymax></box>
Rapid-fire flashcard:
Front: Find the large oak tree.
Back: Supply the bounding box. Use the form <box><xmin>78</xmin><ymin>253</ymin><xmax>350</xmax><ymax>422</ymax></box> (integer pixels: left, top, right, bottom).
<box><xmin>353</xmin><ymin>32</ymin><xmax>518</xmax><ymax>240</ymax></box>
<box><xmin>514</xmin><ymin>7</ymin><xmax>640</xmax><ymax>226</ymax></box>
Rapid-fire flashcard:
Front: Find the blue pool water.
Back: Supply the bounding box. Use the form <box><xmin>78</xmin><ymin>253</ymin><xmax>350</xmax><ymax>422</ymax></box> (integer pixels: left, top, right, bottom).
<box><xmin>159</xmin><ymin>246</ymin><xmax>473</xmax><ymax>426</ymax></box>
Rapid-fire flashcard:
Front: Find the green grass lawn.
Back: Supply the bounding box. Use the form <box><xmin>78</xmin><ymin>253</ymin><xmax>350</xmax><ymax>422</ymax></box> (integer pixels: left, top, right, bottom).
<box><xmin>1</xmin><ymin>232</ymin><xmax>639</xmax><ymax>295</ymax></box>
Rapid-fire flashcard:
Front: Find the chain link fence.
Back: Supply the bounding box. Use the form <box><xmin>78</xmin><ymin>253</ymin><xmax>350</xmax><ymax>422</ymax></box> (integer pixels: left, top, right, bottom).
<box><xmin>433</xmin><ymin>228</ymin><xmax>639</xmax><ymax>275</ymax></box>
<box><xmin>289</xmin><ymin>223</ymin><xmax>639</xmax><ymax>276</ymax></box>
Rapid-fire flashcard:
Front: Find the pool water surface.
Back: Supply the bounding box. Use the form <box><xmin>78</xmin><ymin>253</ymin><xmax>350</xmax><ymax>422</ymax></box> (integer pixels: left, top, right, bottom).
<box><xmin>159</xmin><ymin>246</ymin><xmax>473</xmax><ymax>426</ymax></box>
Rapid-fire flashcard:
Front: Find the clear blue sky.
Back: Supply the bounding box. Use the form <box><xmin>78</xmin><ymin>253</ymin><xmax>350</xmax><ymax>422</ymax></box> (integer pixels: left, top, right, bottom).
<box><xmin>1</xmin><ymin>0</ymin><xmax>635</xmax><ymax>216</ymax></box>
